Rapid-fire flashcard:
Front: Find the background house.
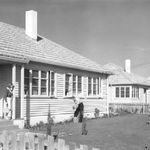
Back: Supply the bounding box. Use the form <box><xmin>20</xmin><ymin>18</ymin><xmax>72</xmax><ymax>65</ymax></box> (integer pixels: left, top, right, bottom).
<box><xmin>0</xmin><ymin>10</ymin><xmax>111</xmax><ymax>125</ymax></box>
<box><xmin>104</xmin><ymin>59</ymin><xmax>150</xmax><ymax>114</ymax></box>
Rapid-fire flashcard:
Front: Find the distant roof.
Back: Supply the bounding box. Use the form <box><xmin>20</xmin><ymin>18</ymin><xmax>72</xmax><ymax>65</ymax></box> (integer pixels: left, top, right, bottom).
<box><xmin>0</xmin><ymin>21</ymin><xmax>111</xmax><ymax>74</ymax></box>
<box><xmin>104</xmin><ymin>63</ymin><xmax>150</xmax><ymax>87</ymax></box>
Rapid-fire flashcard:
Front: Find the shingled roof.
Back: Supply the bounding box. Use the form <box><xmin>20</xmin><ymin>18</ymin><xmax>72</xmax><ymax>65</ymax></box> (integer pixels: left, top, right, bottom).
<box><xmin>104</xmin><ymin>63</ymin><xmax>150</xmax><ymax>87</ymax></box>
<box><xmin>0</xmin><ymin>21</ymin><xmax>111</xmax><ymax>74</ymax></box>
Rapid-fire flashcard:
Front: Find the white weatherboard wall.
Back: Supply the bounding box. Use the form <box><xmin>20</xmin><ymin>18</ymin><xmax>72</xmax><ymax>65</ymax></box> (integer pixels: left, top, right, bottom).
<box><xmin>23</xmin><ymin>62</ymin><xmax>108</xmax><ymax>125</ymax></box>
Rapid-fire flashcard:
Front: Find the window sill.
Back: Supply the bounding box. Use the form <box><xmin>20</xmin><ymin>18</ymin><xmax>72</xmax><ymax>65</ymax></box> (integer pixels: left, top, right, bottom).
<box><xmin>86</xmin><ymin>96</ymin><xmax>103</xmax><ymax>99</ymax></box>
<box><xmin>24</xmin><ymin>95</ymin><xmax>57</xmax><ymax>99</ymax></box>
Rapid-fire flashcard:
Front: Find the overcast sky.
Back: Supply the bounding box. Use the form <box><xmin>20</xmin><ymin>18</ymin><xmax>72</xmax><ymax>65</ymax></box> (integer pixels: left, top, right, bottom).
<box><xmin>0</xmin><ymin>0</ymin><xmax>150</xmax><ymax>77</ymax></box>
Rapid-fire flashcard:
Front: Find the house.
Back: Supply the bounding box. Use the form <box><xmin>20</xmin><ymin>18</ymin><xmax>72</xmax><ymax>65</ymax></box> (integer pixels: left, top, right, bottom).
<box><xmin>0</xmin><ymin>10</ymin><xmax>111</xmax><ymax>125</ymax></box>
<box><xmin>104</xmin><ymin>59</ymin><xmax>150</xmax><ymax>114</ymax></box>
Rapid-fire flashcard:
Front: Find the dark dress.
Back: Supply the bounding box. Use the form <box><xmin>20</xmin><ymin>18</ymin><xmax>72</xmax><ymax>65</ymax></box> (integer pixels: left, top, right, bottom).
<box><xmin>74</xmin><ymin>102</ymin><xmax>84</xmax><ymax>122</ymax></box>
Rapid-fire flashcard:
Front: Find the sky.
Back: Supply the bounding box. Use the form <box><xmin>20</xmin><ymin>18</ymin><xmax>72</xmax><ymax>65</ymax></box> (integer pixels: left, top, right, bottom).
<box><xmin>0</xmin><ymin>0</ymin><xmax>150</xmax><ymax>77</ymax></box>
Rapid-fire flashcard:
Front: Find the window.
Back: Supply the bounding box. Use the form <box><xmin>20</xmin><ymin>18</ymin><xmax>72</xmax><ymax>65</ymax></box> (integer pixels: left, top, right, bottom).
<box><xmin>115</xmin><ymin>86</ymin><xmax>130</xmax><ymax>98</ymax></box>
<box><xmin>65</xmin><ymin>74</ymin><xmax>72</xmax><ymax>96</ymax></box>
<box><xmin>116</xmin><ymin>87</ymin><xmax>119</xmax><ymax>97</ymax></box>
<box><xmin>32</xmin><ymin>70</ymin><xmax>39</xmax><ymax>95</ymax></box>
<box><xmin>65</xmin><ymin>74</ymin><xmax>82</xmax><ymax>96</ymax></box>
<box><xmin>88</xmin><ymin>77</ymin><xmax>92</xmax><ymax>96</ymax></box>
<box><xmin>50</xmin><ymin>72</ymin><xmax>55</xmax><ymax>96</ymax></box>
<box><xmin>24</xmin><ymin>69</ymin><xmax>53</xmax><ymax>96</ymax></box>
<box><xmin>78</xmin><ymin>76</ymin><xmax>82</xmax><ymax>94</ymax></box>
<box><xmin>121</xmin><ymin>87</ymin><xmax>124</xmax><ymax>97</ymax></box>
<box><xmin>41</xmin><ymin>71</ymin><xmax>48</xmax><ymax>95</ymax></box>
<box><xmin>73</xmin><ymin>75</ymin><xmax>77</xmax><ymax>95</ymax></box>
<box><xmin>24</xmin><ymin>69</ymin><xmax>29</xmax><ymax>95</ymax></box>
<box><xmin>88</xmin><ymin>77</ymin><xmax>100</xmax><ymax>96</ymax></box>
<box><xmin>93</xmin><ymin>78</ymin><xmax>97</xmax><ymax>95</ymax></box>
<box><xmin>126</xmin><ymin>87</ymin><xmax>130</xmax><ymax>97</ymax></box>
<box><xmin>132</xmin><ymin>86</ymin><xmax>139</xmax><ymax>98</ymax></box>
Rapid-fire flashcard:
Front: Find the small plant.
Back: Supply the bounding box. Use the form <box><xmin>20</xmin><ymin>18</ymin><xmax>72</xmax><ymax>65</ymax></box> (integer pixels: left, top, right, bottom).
<box><xmin>47</xmin><ymin>105</ymin><xmax>53</xmax><ymax>136</ymax></box>
<box><xmin>94</xmin><ymin>108</ymin><xmax>100</xmax><ymax>118</ymax></box>
<box><xmin>81</xmin><ymin>118</ymin><xmax>88</xmax><ymax>135</ymax></box>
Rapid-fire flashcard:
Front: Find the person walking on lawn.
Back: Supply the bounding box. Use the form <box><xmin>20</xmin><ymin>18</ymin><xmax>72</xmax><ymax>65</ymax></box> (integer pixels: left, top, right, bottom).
<box><xmin>73</xmin><ymin>96</ymin><xmax>84</xmax><ymax>123</ymax></box>
<box><xmin>5</xmin><ymin>83</ymin><xmax>14</xmax><ymax>120</ymax></box>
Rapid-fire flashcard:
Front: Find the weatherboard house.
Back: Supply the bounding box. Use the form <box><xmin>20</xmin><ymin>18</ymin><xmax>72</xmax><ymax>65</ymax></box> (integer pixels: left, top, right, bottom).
<box><xmin>104</xmin><ymin>60</ymin><xmax>150</xmax><ymax>113</ymax></box>
<box><xmin>0</xmin><ymin>10</ymin><xmax>111</xmax><ymax>126</ymax></box>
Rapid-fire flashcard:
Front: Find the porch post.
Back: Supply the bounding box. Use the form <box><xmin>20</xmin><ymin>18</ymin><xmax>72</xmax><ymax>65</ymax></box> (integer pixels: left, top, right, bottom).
<box><xmin>12</xmin><ymin>64</ymin><xmax>16</xmax><ymax>119</ymax></box>
<box><xmin>106</xmin><ymin>76</ymin><xmax>109</xmax><ymax>116</ymax></box>
<box><xmin>20</xmin><ymin>65</ymin><xmax>24</xmax><ymax>119</ymax></box>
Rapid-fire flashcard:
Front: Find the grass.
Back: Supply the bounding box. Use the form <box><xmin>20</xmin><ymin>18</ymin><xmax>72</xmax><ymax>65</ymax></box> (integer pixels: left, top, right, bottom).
<box><xmin>31</xmin><ymin>114</ymin><xmax>150</xmax><ymax>150</ymax></box>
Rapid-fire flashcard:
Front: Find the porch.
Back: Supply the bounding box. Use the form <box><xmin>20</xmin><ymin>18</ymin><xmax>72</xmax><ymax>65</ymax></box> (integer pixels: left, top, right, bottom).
<box><xmin>0</xmin><ymin>61</ymin><xmax>25</xmax><ymax>120</ymax></box>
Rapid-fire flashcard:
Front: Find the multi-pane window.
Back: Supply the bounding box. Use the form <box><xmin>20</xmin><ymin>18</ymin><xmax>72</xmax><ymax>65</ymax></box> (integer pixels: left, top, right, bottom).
<box><xmin>65</xmin><ymin>74</ymin><xmax>82</xmax><ymax>96</ymax></box>
<box><xmin>24</xmin><ymin>69</ymin><xmax>30</xmax><ymax>95</ymax></box>
<box><xmin>88</xmin><ymin>77</ymin><xmax>100</xmax><ymax>96</ymax></box>
<box><xmin>24</xmin><ymin>69</ymin><xmax>54</xmax><ymax>96</ymax></box>
<box><xmin>132</xmin><ymin>86</ymin><xmax>139</xmax><ymax>98</ymax></box>
<box><xmin>50</xmin><ymin>72</ymin><xmax>55</xmax><ymax>96</ymax></box>
<box><xmin>32</xmin><ymin>70</ymin><xmax>39</xmax><ymax>95</ymax></box>
<box><xmin>115</xmin><ymin>86</ymin><xmax>130</xmax><ymax>98</ymax></box>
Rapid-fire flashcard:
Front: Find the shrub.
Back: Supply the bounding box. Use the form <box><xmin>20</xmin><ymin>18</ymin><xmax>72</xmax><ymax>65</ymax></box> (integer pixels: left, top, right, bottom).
<box><xmin>94</xmin><ymin>108</ymin><xmax>100</xmax><ymax>118</ymax></box>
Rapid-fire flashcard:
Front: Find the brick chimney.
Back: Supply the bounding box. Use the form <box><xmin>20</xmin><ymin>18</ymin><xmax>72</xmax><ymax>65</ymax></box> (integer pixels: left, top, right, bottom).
<box><xmin>25</xmin><ymin>10</ymin><xmax>37</xmax><ymax>40</ymax></box>
<box><xmin>125</xmin><ymin>59</ymin><xmax>131</xmax><ymax>73</ymax></box>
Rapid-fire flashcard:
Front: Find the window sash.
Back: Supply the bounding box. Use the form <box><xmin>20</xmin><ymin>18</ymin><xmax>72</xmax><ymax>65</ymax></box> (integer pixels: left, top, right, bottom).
<box><xmin>116</xmin><ymin>86</ymin><xmax>130</xmax><ymax>98</ymax></box>
<box><xmin>49</xmin><ymin>71</ymin><xmax>55</xmax><ymax>96</ymax></box>
<box><xmin>116</xmin><ymin>87</ymin><xmax>119</xmax><ymax>97</ymax></box>
<box><xmin>88</xmin><ymin>77</ymin><xmax>100</xmax><ymax>96</ymax></box>
<box><xmin>77</xmin><ymin>76</ymin><xmax>82</xmax><ymax>94</ymax></box>
<box><xmin>65</xmin><ymin>74</ymin><xmax>72</xmax><ymax>96</ymax></box>
<box><xmin>24</xmin><ymin>69</ymin><xmax>49</xmax><ymax>96</ymax></box>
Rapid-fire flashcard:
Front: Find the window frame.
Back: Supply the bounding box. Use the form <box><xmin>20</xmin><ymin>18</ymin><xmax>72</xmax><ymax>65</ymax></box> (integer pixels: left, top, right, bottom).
<box><xmin>24</xmin><ymin>69</ymin><xmax>55</xmax><ymax>97</ymax></box>
<box><xmin>64</xmin><ymin>74</ymin><xmax>83</xmax><ymax>97</ymax></box>
<box><xmin>115</xmin><ymin>86</ymin><xmax>130</xmax><ymax>98</ymax></box>
<box><xmin>132</xmin><ymin>86</ymin><xmax>139</xmax><ymax>98</ymax></box>
<box><xmin>49</xmin><ymin>71</ymin><xmax>56</xmax><ymax>97</ymax></box>
<box><xmin>87</xmin><ymin>77</ymin><xmax>101</xmax><ymax>97</ymax></box>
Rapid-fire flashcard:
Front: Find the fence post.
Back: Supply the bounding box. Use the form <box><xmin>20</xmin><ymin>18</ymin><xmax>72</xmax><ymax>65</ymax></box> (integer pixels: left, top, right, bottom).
<box><xmin>28</xmin><ymin>132</ymin><xmax>35</xmax><ymax>150</ymax></box>
<box><xmin>58</xmin><ymin>139</ymin><xmax>65</xmax><ymax>150</ymax></box>
<box><xmin>37</xmin><ymin>134</ymin><xmax>45</xmax><ymax>150</ymax></box>
<box><xmin>9</xmin><ymin>131</ymin><xmax>17</xmax><ymax>150</ymax></box>
<box><xmin>65</xmin><ymin>145</ymin><xmax>70</xmax><ymax>150</ymax></box>
<box><xmin>69</xmin><ymin>142</ymin><xmax>77</xmax><ymax>150</ymax></box>
<box><xmin>92</xmin><ymin>148</ymin><xmax>100</xmax><ymax>150</ymax></box>
<box><xmin>47</xmin><ymin>136</ymin><xmax>54</xmax><ymax>150</ymax></box>
<box><xmin>0</xmin><ymin>130</ymin><xmax>9</xmax><ymax>150</ymax></box>
<box><xmin>18</xmin><ymin>132</ymin><xmax>25</xmax><ymax>150</ymax></box>
<box><xmin>80</xmin><ymin>145</ymin><xmax>88</xmax><ymax>150</ymax></box>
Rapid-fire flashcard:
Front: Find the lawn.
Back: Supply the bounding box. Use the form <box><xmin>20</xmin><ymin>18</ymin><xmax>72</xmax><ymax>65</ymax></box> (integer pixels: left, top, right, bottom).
<box><xmin>50</xmin><ymin>114</ymin><xmax>150</xmax><ymax>150</ymax></box>
<box><xmin>30</xmin><ymin>114</ymin><xmax>150</xmax><ymax>150</ymax></box>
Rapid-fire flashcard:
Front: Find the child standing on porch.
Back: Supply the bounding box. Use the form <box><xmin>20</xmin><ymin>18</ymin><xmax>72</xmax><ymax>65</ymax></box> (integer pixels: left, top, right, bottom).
<box><xmin>5</xmin><ymin>83</ymin><xmax>14</xmax><ymax>120</ymax></box>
